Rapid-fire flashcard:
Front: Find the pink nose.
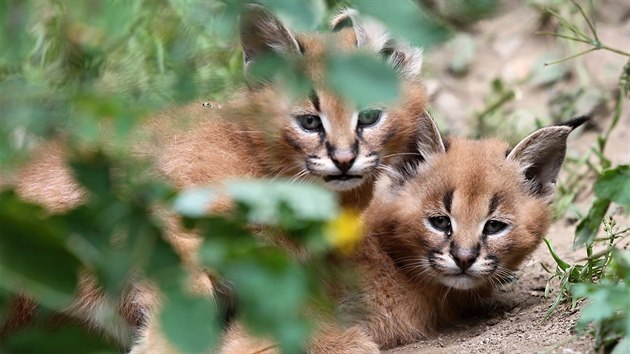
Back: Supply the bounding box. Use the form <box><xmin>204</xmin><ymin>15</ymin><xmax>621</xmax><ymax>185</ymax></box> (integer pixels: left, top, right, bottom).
<box><xmin>331</xmin><ymin>150</ymin><xmax>356</xmax><ymax>173</ymax></box>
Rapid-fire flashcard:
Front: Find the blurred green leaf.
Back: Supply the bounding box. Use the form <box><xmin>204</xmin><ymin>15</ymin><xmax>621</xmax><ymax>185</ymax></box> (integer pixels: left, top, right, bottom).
<box><xmin>356</xmin><ymin>0</ymin><xmax>451</xmax><ymax>48</ymax></box>
<box><xmin>595</xmin><ymin>165</ymin><xmax>630</xmax><ymax>207</ymax></box>
<box><xmin>228</xmin><ymin>254</ymin><xmax>310</xmax><ymax>354</ymax></box>
<box><xmin>0</xmin><ymin>191</ymin><xmax>80</xmax><ymax>309</ymax></box>
<box><xmin>613</xmin><ymin>337</ymin><xmax>630</xmax><ymax>354</ymax></box>
<box><xmin>1</xmin><ymin>325</ymin><xmax>118</xmax><ymax>354</ymax></box>
<box><xmin>160</xmin><ymin>284</ymin><xmax>220</xmax><ymax>354</ymax></box>
<box><xmin>173</xmin><ymin>187</ymin><xmax>217</xmax><ymax>218</ymax></box>
<box><xmin>258</xmin><ymin>0</ymin><xmax>326</xmax><ymax>31</ymax></box>
<box><xmin>227</xmin><ymin>180</ymin><xmax>338</xmax><ymax>224</ymax></box>
<box><xmin>327</xmin><ymin>53</ymin><xmax>399</xmax><ymax>108</ymax></box>
<box><xmin>447</xmin><ymin>33</ymin><xmax>475</xmax><ymax>76</ymax></box>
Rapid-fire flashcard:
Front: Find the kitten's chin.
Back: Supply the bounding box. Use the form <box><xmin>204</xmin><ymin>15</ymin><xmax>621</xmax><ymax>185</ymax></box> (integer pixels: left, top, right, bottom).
<box><xmin>324</xmin><ymin>176</ymin><xmax>365</xmax><ymax>191</ymax></box>
<box><xmin>440</xmin><ymin>275</ymin><xmax>483</xmax><ymax>290</ymax></box>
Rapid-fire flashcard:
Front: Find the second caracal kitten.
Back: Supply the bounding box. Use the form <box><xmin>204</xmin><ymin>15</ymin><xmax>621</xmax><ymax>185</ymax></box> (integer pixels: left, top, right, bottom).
<box><xmin>214</xmin><ymin>115</ymin><xmax>588</xmax><ymax>353</ymax></box>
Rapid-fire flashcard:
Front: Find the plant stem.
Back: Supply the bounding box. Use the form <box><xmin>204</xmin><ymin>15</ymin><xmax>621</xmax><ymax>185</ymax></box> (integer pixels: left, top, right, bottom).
<box><xmin>570</xmin><ymin>0</ymin><xmax>599</xmax><ymax>42</ymax></box>
<box><xmin>600</xmin><ymin>45</ymin><xmax>630</xmax><ymax>58</ymax></box>
<box><xmin>544</xmin><ymin>47</ymin><xmax>598</xmax><ymax>66</ymax></box>
<box><xmin>536</xmin><ymin>31</ymin><xmax>592</xmax><ymax>45</ymax></box>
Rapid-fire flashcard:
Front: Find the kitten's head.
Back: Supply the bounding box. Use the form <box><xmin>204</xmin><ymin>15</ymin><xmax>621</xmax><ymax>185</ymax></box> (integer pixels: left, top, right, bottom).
<box><xmin>367</xmin><ymin>115</ymin><xmax>587</xmax><ymax>290</ymax></box>
<box><xmin>236</xmin><ymin>6</ymin><xmax>426</xmax><ymax>191</ymax></box>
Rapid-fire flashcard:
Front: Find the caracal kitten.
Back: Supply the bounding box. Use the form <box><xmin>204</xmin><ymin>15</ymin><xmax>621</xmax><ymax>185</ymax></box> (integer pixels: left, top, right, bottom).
<box><xmin>3</xmin><ymin>5</ymin><xmax>429</xmax><ymax>348</ymax></box>
<box><xmin>205</xmin><ymin>115</ymin><xmax>587</xmax><ymax>353</ymax></box>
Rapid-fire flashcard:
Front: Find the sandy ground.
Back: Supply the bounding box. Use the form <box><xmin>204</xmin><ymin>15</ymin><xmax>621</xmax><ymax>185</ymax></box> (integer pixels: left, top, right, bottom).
<box><xmin>386</xmin><ymin>2</ymin><xmax>630</xmax><ymax>353</ymax></box>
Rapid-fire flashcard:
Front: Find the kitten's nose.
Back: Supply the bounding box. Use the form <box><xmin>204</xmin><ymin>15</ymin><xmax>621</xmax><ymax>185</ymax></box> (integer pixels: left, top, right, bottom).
<box><xmin>451</xmin><ymin>249</ymin><xmax>478</xmax><ymax>271</ymax></box>
<box><xmin>331</xmin><ymin>150</ymin><xmax>356</xmax><ymax>173</ymax></box>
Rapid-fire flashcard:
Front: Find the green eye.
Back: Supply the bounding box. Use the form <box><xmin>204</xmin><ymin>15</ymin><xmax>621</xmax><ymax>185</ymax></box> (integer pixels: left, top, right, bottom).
<box><xmin>296</xmin><ymin>114</ymin><xmax>322</xmax><ymax>132</ymax></box>
<box><xmin>357</xmin><ymin>109</ymin><xmax>382</xmax><ymax>127</ymax></box>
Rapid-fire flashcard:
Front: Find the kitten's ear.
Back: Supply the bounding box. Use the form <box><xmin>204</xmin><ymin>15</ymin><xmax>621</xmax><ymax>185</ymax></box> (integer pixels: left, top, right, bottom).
<box><xmin>240</xmin><ymin>5</ymin><xmax>301</xmax><ymax>72</ymax></box>
<box><xmin>331</xmin><ymin>8</ymin><xmax>423</xmax><ymax>78</ymax></box>
<box><xmin>385</xmin><ymin>111</ymin><xmax>445</xmax><ymax>186</ymax></box>
<box><xmin>508</xmin><ymin>116</ymin><xmax>588</xmax><ymax>202</ymax></box>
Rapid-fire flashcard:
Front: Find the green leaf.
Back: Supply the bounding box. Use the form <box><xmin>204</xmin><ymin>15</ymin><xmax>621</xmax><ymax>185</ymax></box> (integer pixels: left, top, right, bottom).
<box><xmin>258</xmin><ymin>0</ymin><xmax>326</xmax><ymax>31</ymax></box>
<box><xmin>69</xmin><ymin>151</ymin><xmax>113</xmax><ymax>200</ymax></box>
<box><xmin>160</xmin><ymin>284</ymin><xmax>220</xmax><ymax>354</ymax></box>
<box><xmin>543</xmin><ymin>238</ymin><xmax>571</xmax><ymax>271</ymax></box>
<box><xmin>227</xmin><ymin>254</ymin><xmax>310</xmax><ymax>354</ymax></box>
<box><xmin>612</xmin><ymin>249</ymin><xmax>630</xmax><ymax>281</ymax></box>
<box><xmin>575</xmin><ymin>198</ymin><xmax>610</xmax><ymax>247</ymax></box>
<box><xmin>595</xmin><ymin>165</ymin><xmax>630</xmax><ymax>207</ymax></box>
<box><xmin>613</xmin><ymin>337</ymin><xmax>630</xmax><ymax>354</ymax></box>
<box><xmin>447</xmin><ymin>33</ymin><xmax>475</xmax><ymax>76</ymax></box>
<box><xmin>0</xmin><ymin>191</ymin><xmax>80</xmax><ymax>309</ymax></box>
<box><xmin>226</xmin><ymin>180</ymin><xmax>338</xmax><ymax>224</ymax></box>
<box><xmin>327</xmin><ymin>53</ymin><xmax>399</xmax><ymax>108</ymax></box>
<box><xmin>355</xmin><ymin>0</ymin><xmax>452</xmax><ymax>48</ymax></box>
<box><xmin>578</xmin><ymin>288</ymin><xmax>616</xmax><ymax>323</ymax></box>
<box><xmin>1</xmin><ymin>325</ymin><xmax>118</xmax><ymax>354</ymax></box>
<box><xmin>172</xmin><ymin>187</ymin><xmax>217</xmax><ymax>218</ymax></box>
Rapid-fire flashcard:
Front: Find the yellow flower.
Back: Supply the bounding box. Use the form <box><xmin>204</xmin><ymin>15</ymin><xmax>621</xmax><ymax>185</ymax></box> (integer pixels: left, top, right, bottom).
<box><xmin>325</xmin><ymin>208</ymin><xmax>364</xmax><ymax>255</ymax></box>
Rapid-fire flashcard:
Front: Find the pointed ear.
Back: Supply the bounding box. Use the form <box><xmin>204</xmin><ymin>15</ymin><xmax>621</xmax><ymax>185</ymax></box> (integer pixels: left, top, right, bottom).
<box><xmin>508</xmin><ymin>116</ymin><xmax>588</xmax><ymax>202</ymax></box>
<box><xmin>385</xmin><ymin>111</ymin><xmax>445</xmax><ymax>186</ymax></box>
<box><xmin>240</xmin><ymin>5</ymin><xmax>301</xmax><ymax>72</ymax></box>
<box><xmin>331</xmin><ymin>8</ymin><xmax>423</xmax><ymax>78</ymax></box>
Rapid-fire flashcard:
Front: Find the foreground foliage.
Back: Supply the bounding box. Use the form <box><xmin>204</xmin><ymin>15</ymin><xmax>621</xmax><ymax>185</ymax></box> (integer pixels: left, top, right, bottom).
<box><xmin>0</xmin><ymin>0</ymin><xmax>453</xmax><ymax>352</ymax></box>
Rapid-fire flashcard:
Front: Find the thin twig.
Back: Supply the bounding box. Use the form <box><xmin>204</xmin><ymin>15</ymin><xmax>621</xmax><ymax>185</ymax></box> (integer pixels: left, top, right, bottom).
<box><xmin>570</xmin><ymin>0</ymin><xmax>599</xmax><ymax>42</ymax></box>
<box><xmin>600</xmin><ymin>45</ymin><xmax>630</xmax><ymax>58</ymax></box>
<box><xmin>536</xmin><ymin>31</ymin><xmax>592</xmax><ymax>45</ymax></box>
<box><xmin>547</xmin><ymin>8</ymin><xmax>591</xmax><ymax>41</ymax></box>
<box><xmin>544</xmin><ymin>47</ymin><xmax>598</xmax><ymax>66</ymax></box>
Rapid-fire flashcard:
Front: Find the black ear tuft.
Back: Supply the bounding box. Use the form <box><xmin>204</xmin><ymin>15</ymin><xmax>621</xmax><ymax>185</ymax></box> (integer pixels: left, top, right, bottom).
<box><xmin>556</xmin><ymin>115</ymin><xmax>590</xmax><ymax>130</ymax></box>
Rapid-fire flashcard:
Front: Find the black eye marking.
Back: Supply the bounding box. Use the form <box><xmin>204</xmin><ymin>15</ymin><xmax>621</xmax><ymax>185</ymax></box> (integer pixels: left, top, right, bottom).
<box><xmin>357</xmin><ymin>109</ymin><xmax>382</xmax><ymax>127</ymax></box>
<box><xmin>429</xmin><ymin>216</ymin><xmax>452</xmax><ymax>236</ymax></box>
<box><xmin>309</xmin><ymin>90</ymin><xmax>320</xmax><ymax>112</ymax></box>
<box><xmin>483</xmin><ymin>220</ymin><xmax>508</xmax><ymax>235</ymax></box>
<box><xmin>296</xmin><ymin>114</ymin><xmax>323</xmax><ymax>132</ymax></box>
<box><xmin>443</xmin><ymin>189</ymin><xmax>454</xmax><ymax>214</ymax></box>
<box><xmin>488</xmin><ymin>193</ymin><xmax>501</xmax><ymax>216</ymax></box>
<box><xmin>283</xmin><ymin>133</ymin><xmax>302</xmax><ymax>152</ymax></box>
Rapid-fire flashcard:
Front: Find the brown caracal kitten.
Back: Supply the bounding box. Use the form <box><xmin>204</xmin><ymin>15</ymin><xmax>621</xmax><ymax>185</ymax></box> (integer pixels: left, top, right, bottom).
<box><xmin>212</xmin><ymin>115</ymin><xmax>588</xmax><ymax>353</ymax></box>
<box><xmin>3</xmin><ymin>5</ymin><xmax>428</xmax><ymax>349</ymax></box>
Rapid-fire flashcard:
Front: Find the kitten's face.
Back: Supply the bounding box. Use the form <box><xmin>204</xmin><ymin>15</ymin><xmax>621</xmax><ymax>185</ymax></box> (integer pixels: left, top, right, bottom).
<box><xmin>281</xmin><ymin>83</ymin><xmax>426</xmax><ymax>192</ymax></box>
<box><xmin>240</xmin><ymin>7</ymin><xmax>426</xmax><ymax>192</ymax></box>
<box><xmin>373</xmin><ymin>138</ymin><xmax>551</xmax><ymax>290</ymax></box>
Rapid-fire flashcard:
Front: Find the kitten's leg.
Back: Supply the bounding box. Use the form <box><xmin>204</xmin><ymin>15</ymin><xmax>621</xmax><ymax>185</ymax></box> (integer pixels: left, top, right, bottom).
<box><xmin>218</xmin><ymin>323</ymin><xmax>379</xmax><ymax>354</ymax></box>
<box><xmin>309</xmin><ymin>324</ymin><xmax>379</xmax><ymax>354</ymax></box>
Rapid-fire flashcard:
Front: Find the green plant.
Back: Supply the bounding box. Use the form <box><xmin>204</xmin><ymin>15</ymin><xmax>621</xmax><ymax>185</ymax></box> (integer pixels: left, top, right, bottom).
<box><xmin>539</xmin><ymin>1</ymin><xmax>630</xmax><ymax>351</ymax></box>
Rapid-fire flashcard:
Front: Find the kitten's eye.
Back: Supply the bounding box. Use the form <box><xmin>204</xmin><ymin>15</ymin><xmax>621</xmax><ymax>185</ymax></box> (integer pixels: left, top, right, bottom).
<box><xmin>296</xmin><ymin>114</ymin><xmax>323</xmax><ymax>132</ymax></box>
<box><xmin>483</xmin><ymin>220</ymin><xmax>508</xmax><ymax>235</ymax></box>
<box><xmin>429</xmin><ymin>216</ymin><xmax>451</xmax><ymax>233</ymax></box>
<box><xmin>357</xmin><ymin>109</ymin><xmax>382</xmax><ymax>127</ymax></box>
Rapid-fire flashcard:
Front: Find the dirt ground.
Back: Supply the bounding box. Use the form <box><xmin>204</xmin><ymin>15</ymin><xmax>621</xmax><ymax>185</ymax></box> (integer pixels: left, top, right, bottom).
<box><xmin>386</xmin><ymin>2</ymin><xmax>630</xmax><ymax>354</ymax></box>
